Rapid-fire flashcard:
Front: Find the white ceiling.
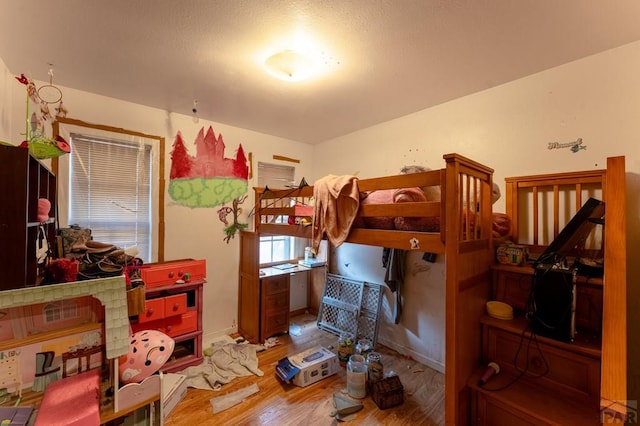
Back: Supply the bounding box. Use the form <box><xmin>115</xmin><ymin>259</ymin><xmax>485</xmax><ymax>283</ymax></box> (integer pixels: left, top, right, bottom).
<box><xmin>2</xmin><ymin>1</ymin><xmax>640</xmax><ymax>144</ymax></box>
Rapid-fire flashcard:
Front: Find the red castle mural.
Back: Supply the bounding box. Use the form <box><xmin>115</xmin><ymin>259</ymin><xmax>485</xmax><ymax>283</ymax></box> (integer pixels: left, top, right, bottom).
<box><xmin>168</xmin><ymin>126</ymin><xmax>249</xmax><ymax>211</ymax></box>
<box><xmin>170</xmin><ymin>126</ymin><xmax>248</xmax><ymax>181</ymax></box>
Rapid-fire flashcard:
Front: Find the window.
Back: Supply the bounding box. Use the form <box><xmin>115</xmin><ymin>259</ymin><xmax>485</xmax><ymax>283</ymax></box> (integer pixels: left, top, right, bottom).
<box><xmin>257</xmin><ymin>162</ymin><xmax>299</xmax><ymax>264</ymax></box>
<box><xmin>69</xmin><ymin>134</ymin><xmax>152</xmax><ymax>260</ymax></box>
<box><xmin>53</xmin><ymin>118</ymin><xmax>165</xmax><ymax>263</ymax></box>
<box><xmin>44</xmin><ymin>299</ymin><xmax>78</xmax><ymax>324</ymax></box>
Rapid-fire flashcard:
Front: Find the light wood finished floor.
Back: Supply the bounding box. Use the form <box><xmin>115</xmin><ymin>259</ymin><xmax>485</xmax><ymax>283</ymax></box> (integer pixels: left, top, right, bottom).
<box><xmin>165</xmin><ymin>314</ymin><xmax>444</xmax><ymax>426</ymax></box>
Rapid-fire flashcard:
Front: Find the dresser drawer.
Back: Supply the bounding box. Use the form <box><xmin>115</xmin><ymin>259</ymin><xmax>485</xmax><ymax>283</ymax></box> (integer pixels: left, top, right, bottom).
<box><xmin>264</xmin><ymin>292</ymin><xmax>289</xmax><ymax>314</ymax></box>
<box><xmin>141</xmin><ymin>259</ymin><xmax>206</xmax><ymax>288</ymax></box>
<box><xmin>164</xmin><ymin>294</ymin><xmax>187</xmax><ymax>317</ymax></box>
<box><xmin>263</xmin><ymin>311</ymin><xmax>289</xmax><ymax>339</ymax></box>
<box><xmin>165</xmin><ymin>311</ymin><xmax>198</xmax><ymax>337</ymax></box>
<box><xmin>263</xmin><ymin>275</ymin><xmax>288</xmax><ymax>295</ymax></box>
<box><xmin>139</xmin><ymin>298</ymin><xmax>165</xmax><ymax>323</ymax></box>
<box><xmin>484</xmin><ymin>325</ymin><xmax>600</xmax><ymax>401</ymax></box>
<box><xmin>132</xmin><ymin>311</ymin><xmax>198</xmax><ymax>337</ymax></box>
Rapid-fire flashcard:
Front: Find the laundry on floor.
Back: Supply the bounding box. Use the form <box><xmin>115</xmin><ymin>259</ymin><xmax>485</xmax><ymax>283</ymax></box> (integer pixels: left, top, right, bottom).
<box><xmin>180</xmin><ymin>340</ymin><xmax>264</xmax><ymax>391</ymax></box>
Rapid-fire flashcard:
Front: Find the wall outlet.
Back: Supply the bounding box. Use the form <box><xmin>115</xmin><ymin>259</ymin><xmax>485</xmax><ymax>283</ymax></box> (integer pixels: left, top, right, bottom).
<box><xmin>232</xmin><ymin>319</ymin><xmax>237</xmax><ymax>330</ymax></box>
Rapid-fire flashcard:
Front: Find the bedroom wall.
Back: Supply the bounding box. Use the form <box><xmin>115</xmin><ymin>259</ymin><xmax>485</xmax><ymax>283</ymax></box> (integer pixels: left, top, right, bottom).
<box><xmin>0</xmin><ymin>57</ymin><xmax>12</xmax><ymax>143</ymax></box>
<box><xmin>1</xmin><ymin>62</ymin><xmax>315</xmax><ymax>346</ymax></box>
<box><xmin>312</xmin><ymin>40</ymin><xmax>640</xmax><ymax>372</ymax></box>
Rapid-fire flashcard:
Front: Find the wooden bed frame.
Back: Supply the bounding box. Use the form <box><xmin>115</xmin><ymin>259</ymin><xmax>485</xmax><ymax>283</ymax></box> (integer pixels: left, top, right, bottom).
<box><xmin>503</xmin><ymin>156</ymin><xmax>627</xmax><ymax>421</ymax></box>
<box><xmin>249</xmin><ymin>154</ymin><xmax>627</xmax><ymax>423</ymax></box>
<box><xmin>253</xmin><ymin>153</ymin><xmax>495</xmax><ymax>425</ymax></box>
<box><xmin>254</xmin><ymin>153</ymin><xmax>494</xmax><ymax>252</ymax></box>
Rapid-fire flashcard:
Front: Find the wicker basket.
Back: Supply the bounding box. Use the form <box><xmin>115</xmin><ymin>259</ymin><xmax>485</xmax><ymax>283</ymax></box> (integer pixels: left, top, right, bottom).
<box><xmin>370</xmin><ymin>375</ymin><xmax>404</xmax><ymax>409</ymax></box>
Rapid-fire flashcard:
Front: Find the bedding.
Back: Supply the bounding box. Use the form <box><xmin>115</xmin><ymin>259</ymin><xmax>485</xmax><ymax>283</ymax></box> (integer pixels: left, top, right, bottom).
<box><xmin>354</xmin><ymin>186</ymin><xmax>510</xmax><ymax>237</ymax></box>
<box><xmin>355</xmin><ymin>187</ymin><xmax>441</xmax><ymax>232</ymax></box>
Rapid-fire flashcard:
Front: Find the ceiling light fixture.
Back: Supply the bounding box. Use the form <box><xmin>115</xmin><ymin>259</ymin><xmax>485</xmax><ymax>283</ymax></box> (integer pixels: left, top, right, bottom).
<box><xmin>192</xmin><ymin>100</ymin><xmax>199</xmax><ymax>123</ymax></box>
<box><xmin>264</xmin><ymin>50</ymin><xmax>319</xmax><ymax>82</ymax></box>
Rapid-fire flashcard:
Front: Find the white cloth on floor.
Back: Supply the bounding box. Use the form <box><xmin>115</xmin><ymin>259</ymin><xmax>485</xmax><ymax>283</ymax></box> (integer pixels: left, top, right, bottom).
<box><xmin>180</xmin><ymin>341</ymin><xmax>264</xmax><ymax>390</ymax></box>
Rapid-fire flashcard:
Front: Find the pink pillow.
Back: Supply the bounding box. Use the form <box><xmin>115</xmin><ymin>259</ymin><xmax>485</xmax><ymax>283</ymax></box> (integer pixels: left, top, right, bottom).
<box><xmin>118</xmin><ymin>330</ymin><xmax>175</xmax><ymax>384</ymax></box>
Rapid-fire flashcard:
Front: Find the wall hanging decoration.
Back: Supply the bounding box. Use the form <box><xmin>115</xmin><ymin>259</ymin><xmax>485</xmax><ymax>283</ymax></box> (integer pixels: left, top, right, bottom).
<box><xmin>168</xmin><ymin>126</ymin><xmax>249</xmax><ymax>241</ymax></box>
<box><xmin>15</xmin><ymin>67</ymin><xmax>70</xmax><ymax>159</ymax></box>
<box><xmin>547</xmin><ymin>137</ymin><xmax>586</xmax><ymax>153</ymax></box>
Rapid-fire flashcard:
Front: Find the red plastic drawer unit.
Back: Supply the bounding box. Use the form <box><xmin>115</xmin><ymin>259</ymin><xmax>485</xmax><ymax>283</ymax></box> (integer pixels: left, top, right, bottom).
<box><xmin>141</xmin><ymin>259</ymin><xmax>206</xmax><ymax>288</ymax></box>
<box><xmin>139</xmin><ymin>298</ymin><xmax>165</xmax><ymax>323</ymax></box>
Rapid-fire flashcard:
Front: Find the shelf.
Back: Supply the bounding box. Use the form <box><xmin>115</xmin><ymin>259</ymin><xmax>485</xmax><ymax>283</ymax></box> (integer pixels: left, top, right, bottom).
<box><xmin>480</xmin><ymin>314</ymin><xmax>601</xmax><ymax>359</ymax></box>
<box><xmin>491</xmin><ymin>263</ymin><xmax>535</xmax><ymax>275</ymax></box>
<box><xmin>469</xmin><ymin>368</ymin><xmax>601</xmax><ymax>425</ymax></box>
<box><xmin>100</xmin><ymin>392</ymin><xmax>159</xmax><ymax>424</ymax></box>
<box><xmin>491</xmin><ymin>262</ymin><xmax>603</xmax><ymax>287</ymax></box>
<box><xmin>0</xmin><ymin>144</ymin><xmax>57</xmax><ymax>290</ymax></box>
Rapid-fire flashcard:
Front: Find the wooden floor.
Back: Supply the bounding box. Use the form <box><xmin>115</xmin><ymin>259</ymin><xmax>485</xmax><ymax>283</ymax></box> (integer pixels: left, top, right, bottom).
<box><xmin>165</xmin><ymin>314</ymin><xmax>444</xmax><ymax>426</ymax></box>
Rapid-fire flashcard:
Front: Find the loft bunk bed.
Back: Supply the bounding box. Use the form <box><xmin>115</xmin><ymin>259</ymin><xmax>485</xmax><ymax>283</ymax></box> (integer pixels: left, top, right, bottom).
<box><xmin>252</xmin><ymin>153</ymin><xmax>496</xmax><ymax>425</ymax></box>
<box><xmin>251</xmin><ymin>153</ymin><xmax>628</xmax><ymax>424</ymax></box>
<box><xmin>254</xmin><ymin>153</ymin><xmax>495</xmax><ymax>252</ymax></box>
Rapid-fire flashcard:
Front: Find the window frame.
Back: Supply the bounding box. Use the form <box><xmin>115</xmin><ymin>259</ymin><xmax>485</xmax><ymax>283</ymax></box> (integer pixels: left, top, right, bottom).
<box><xmin>257</xmin><ymin>161</ymin><xmax>302</xmax><ymax>264</ymax></box>
<box><xmin>52</xmin><ymin>117</ymin><xmax>165</xmax><ymax>262</ymax></box>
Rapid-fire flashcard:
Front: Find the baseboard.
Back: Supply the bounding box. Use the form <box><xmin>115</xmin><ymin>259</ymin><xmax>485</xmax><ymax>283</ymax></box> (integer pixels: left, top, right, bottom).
<box><xmin>377</xmin><ymin>336</ymin><xmax>445</xmax><ymax>374</ymax></box>
<box><xmin>203</xmin><ymin>327</ymin><xmax>237</xmax><ymax>348</ymax></box>
<box><xmin>289</xmin><ymin>308</ymin><xmax>309</xmax><ymax>317</ymax></box>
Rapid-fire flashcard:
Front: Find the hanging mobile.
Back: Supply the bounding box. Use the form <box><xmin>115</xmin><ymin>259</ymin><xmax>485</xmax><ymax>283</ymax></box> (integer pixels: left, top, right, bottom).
<box><xmin>36</xmin><ymin>65</ymin><xmax>70</xmax><ymax>153</ymax></box>
<box><xmin>14</xmin><ymin>65</ymin><xmax>71</xmax><ymax>158</ymax></box>
<box><xmin>37</xmin><ymin>66</ymin><xmax>63</xmax><ymax>107</ymax></box>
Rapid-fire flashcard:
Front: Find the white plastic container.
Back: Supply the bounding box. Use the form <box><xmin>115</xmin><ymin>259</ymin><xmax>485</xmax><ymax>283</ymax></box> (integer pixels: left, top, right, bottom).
<box><xmin>347</xmin><ymin>354</ymin><xmax>367</xmax><ymax>399</ymax></box>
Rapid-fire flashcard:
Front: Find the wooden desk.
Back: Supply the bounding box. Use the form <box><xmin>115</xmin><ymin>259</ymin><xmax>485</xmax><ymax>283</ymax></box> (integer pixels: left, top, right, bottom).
<box><xmin>238</xmin><ymin>263</ymin><xmax>313</xmax><ymax>344</ymax></box>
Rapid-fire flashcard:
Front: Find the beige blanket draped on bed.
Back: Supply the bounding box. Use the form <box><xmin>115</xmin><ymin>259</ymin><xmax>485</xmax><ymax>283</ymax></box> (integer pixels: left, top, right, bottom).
<box><xmin>312</xmin><ymin>175</ymin><xmax>360</xmax><ymax>251</ymax></box>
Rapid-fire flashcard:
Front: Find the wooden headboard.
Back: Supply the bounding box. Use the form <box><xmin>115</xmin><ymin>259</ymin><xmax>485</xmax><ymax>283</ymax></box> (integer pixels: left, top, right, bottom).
<box><xmin>505</xmin><ymin>168</ymin><xmax>606</xmax><ymax>256</ymax></box>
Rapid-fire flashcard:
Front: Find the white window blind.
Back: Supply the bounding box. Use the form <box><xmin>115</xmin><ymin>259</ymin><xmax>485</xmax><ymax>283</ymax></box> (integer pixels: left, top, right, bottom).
<box><xmin>257</xmin><ymin>162</ymin><xmax>295</xmax><ymax>189</ymax></box>
<box><xmin>69</xmin><ymin>134</ymin><xmax>152</xmax><ymax>261</ymax></box>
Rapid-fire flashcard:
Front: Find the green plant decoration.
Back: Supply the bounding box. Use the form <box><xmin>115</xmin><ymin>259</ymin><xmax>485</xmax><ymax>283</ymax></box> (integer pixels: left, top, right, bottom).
<box><xmin>217</xmin><ymin>195</ymin><xmax>249</xmax><ymax>243</ymax></box>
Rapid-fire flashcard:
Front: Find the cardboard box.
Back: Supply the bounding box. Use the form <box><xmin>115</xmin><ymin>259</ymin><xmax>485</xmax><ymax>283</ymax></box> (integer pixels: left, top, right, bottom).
<box><xmin>276</xmin><ymin>346</ymin><xmax>338</xmax><ymax>387</ymax></box>
<box><xmin>162</xmin><ymin>373</ymin><xmax>187</xmax><ymax>420</ymax></box>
